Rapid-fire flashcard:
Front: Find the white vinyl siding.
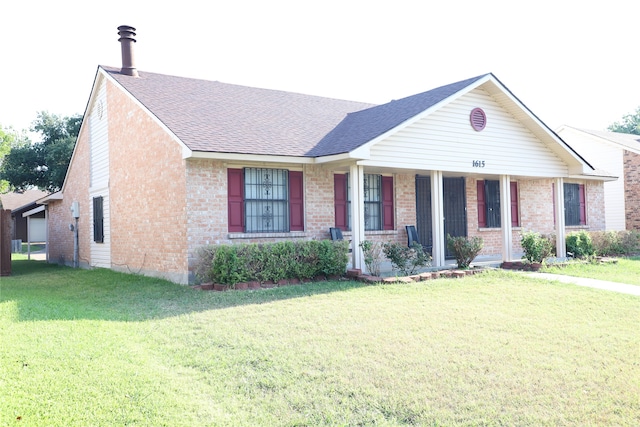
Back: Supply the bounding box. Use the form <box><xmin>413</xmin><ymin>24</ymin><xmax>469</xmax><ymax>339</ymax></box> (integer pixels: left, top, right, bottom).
<box><xmin>557</xmin><ymin>127</ymin><xmax>625</xmax><ymax>230</ymax></box>
<box><xmin>89</xmin><ymin>79</ymin><xmax>111</xmax><ymax>267</ymax></box>
<box><xmin>90</xmin><ymin>81</ymin><xmax>109</xmax><ymax>189</ymax></box>
<box><xmin>367</xmin><ymin>88</ymin><xmax>568</xmax><ymax>177</ymax></box>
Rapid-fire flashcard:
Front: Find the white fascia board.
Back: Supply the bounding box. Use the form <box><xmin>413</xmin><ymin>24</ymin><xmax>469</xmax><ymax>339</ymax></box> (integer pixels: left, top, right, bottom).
<box><xmin>100</xmin><ymin>68</ymin><xmax>192</xmax><ymax>158</ymax></box>
<box><xmin>314</xmin><ymin>152</ymin><xmax>366</xmax><ymax>164</ymax></box>
<box><xmin>568</xmin><ymin>173</ymin><xmax>618</xmax><ymax>182</ymax></box>
<box><xmin>22</xmin><ymin>205</ymin><xmax>45</xmax><ymax>217</ymax></box>
<box><xmin>189</xmin><ymin>151</ymin><xmax>315</xmax><ymax>164</ymax></box>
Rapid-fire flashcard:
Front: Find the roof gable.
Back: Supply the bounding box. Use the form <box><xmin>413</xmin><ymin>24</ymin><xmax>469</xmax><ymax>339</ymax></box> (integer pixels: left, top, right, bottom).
<box><xmin>307</xmin><ymin>75</ymin><xmax>488</xmax><ymax>156</ymax></box>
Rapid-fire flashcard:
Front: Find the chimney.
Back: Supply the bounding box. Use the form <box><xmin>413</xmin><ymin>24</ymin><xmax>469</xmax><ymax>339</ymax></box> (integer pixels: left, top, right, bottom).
<box><xmin>117</xmin><ymin>25</ymin><xmax>138</xmax><ymax>77</ymax></box>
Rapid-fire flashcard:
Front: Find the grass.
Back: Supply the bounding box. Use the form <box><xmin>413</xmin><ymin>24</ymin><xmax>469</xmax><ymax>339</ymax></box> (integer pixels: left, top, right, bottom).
<box><xmin>544</xmin><ymin>256</ymin><xmax>640</xmax><ymax>286</ymax></box>
<box><xmin>1</xmin><ymin>261</ymin><xmax>639</xmax><ymax>426</ymax></box>
<box><xmin>20</xmin><ymin>243</ymin><xmax>45</xmax><ymax>253</ymax></box>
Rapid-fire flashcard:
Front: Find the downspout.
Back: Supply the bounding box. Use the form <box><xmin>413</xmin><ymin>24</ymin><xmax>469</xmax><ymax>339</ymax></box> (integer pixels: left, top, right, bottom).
<box><xmin>74</xmin><ymin>216</ymin><xmax>79</xmax><ymax>268</ymax></box>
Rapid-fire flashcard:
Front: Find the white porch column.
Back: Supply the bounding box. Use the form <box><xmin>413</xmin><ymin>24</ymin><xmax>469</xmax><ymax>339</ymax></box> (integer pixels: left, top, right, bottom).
<box><xmin>500</xmin><ymin>175</ymin><xmax>513</xmax><ymax>262</ymax></box>
<box><xmin>349</xmin><ymin>164</ymin><xmax>365</xmax><ymax>271</ymax></box>
<box><xmin>554</xmin><ymin>177</ymin><xmax>567</xmax><ymax>258</ymax></box>
<box><xmin>430</xmin><ymin>170</ymin><xmax>445</xmax><ymax>267</ymax></box>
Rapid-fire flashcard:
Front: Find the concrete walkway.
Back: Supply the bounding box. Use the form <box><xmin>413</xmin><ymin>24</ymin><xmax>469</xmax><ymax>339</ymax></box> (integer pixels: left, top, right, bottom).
<box><xmin>525</xmin><ymin>272</ymin><xmax>640</xmax><ymax>296</ymax></box>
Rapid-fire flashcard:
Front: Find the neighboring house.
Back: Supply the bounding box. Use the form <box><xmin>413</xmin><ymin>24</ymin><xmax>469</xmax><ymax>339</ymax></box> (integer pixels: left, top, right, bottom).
<box><xmin>556</xmin><ymin>126</ymin><xmax>640</xmax><ymax>231</ymax></box>
<box><xmin>0</xmin><ymin>189</ymin><xmax>48</xmax><ymax>242</ymax></box>
<box><xmin>37</xmin><ymin>26</ymin><xmax>613</xmax><ymax>284</ymax></box>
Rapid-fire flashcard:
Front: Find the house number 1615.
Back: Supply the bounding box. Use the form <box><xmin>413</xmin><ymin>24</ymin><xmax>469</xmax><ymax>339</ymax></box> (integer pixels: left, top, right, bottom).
<box><xmin>472</xmin><ymin>160</ymin><xmax>485</xmax><ymax>168</ymax></box>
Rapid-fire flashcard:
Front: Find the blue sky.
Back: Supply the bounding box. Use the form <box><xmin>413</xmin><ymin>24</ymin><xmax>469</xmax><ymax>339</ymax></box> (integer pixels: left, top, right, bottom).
<box><xmin>1</xmin><ymin>0</ymin><xmax>638</xmax><ymax>137</ymax></box>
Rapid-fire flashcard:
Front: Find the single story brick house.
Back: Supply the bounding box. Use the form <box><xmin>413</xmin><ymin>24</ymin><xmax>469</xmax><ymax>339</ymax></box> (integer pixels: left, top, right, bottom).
<box><xmin>38</xmin><ymin>26</ymin><xmax>613</xmax><ymax>284</ymax></box>
<box><xmin>556</xmin><ymin>126</ymin><xmax>640</xmax><ymax>231</ymax></box>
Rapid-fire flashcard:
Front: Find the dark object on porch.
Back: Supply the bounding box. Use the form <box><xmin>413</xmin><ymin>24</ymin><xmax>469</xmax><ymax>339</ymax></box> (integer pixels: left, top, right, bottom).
<box><xmin>406</xmin><ymin>225</ymin><xmax>419</xmax><ymax>247</ymax></box>
<box><xmin>330</xmin><ymin>227</ymin><xmax>344</xmax><ymax>241</ymax></box>
<box><xmin>329</xmin><ymin>227</ymin><xmax>352</xmax><ymax>252</ymax></box>
<box><xmin>406</xmin><ymin>225</ymin><xmax>432</xmax><ymax>254</ymax></box>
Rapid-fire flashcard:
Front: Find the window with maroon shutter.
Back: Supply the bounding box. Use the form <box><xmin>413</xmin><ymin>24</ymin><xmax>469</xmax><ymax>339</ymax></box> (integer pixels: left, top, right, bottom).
<box><xmin>553</xmin><ymin>182</ymin><xmax>587</xmax><ymax>226</ymax></box>
<box><xmin>382</xmin><ymin>176</ymin><xmax>394</xmax><ymax>230</ymax></box>
<box><xmin>478</xmin><ymin>180</ymin><xmax>519</xmax><ymax>228</ymax></box>
<box><xmin>477</xmin><ymin>180</ymin><xmax>487</xmax><ymax>227</ymax></box>
<box><xmin>510</xmin><ymin>181</ymin><xmax>519</xmax><ymax>227</ymax></box>
<box><xmin>578</xmin><ymin>184</ymin><xmax>586</xmax><ymax>225</ymax></box>
<box><xmin>289</xmin><ymin>171</ymin><xmax>304</xmax><ymax>231</ymax></box>
<box><xmin>335</xmin><ymin>173</ymin><xmax>394</xmax><ymax>231</ymax></box>
<box><xmin>227</xmin><ymin>168</ymin><xmax>244</xmax><ymax>232</ymax></box>
<box><xmin>334</xmin><ymin>174</ymin><xmax>348</xmax><ymax>230</ymax></box>
<box><xmin>228</xmin><ymin>167</ymin><xmax>305</xmax><ymax>233</ymax></box>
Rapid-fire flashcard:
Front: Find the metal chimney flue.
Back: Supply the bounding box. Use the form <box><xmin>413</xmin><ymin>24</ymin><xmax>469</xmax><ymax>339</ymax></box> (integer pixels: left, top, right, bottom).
<box><xmin>117</xmin><ymin>25</ymin><xmax>138</xmax><ymax>77</ymax></box>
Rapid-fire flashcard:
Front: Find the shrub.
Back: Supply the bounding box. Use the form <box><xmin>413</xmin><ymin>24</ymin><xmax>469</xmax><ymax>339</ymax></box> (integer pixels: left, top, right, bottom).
<box><xmin>318</xmin><ymin>240</ymin><xmax>350</xmax><ymax>277</ymax></box>
<box><xmin>619</xmin><ymin>230</ymin><xmax>640</xmax><ymax>255</ymax></box>
<box><xmin>520</xmin><ymin>230</ymin><xmax>554</xmax><ymax>263</ymax></box>
<box><xmin>566</xmin><ymin>230</ymin><xmax>595</xmax><ymax>259</ymax></box>
<box><xmin>210</xmin><ymin>244</ymin><xmax>249</xmax><ymax>285</ymax></box>
<box><xmin>446</xmin><ymin>235</ymin><xmax>483</xmax><ymax>269</ymax></box>
<box><xmin>590</xmin><ymin>230</ymin><xmax>640</xmax><ymax>256</ymax></box>
<box><xmin>382</xmin><ymin>242</ymin><xmax>431</xmax><ymax>276</ymax></box>
<box><xmin>359</xmin><ymin>240</ymin><xmax>384</xmax><ymax>277</ymax></box>
<box><xmin>195</xmin><ymin>240</ymin><xmax>349</xmax><ymax>285</ymax></box>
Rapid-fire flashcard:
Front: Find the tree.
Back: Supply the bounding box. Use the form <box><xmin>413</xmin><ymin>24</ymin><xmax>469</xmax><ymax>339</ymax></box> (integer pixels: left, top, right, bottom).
<box><xmin>0</xmin><ymin>126</ymin><xmax>30</xmax><ymax>193</ymax></box>
<box><xmin>608</xmin><ymin>106</ymin><xmax>640</xmax><ymax>135</ymax></box>
<box><xmin>0</xmin><ymin>112</ymin><xmax>82</xmax><ymax>192</ymax></box>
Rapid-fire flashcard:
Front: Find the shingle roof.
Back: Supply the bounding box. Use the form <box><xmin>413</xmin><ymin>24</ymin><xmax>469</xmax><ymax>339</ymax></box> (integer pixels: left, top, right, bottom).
<box><xmin>103</xmin><ymin>66</ymin><xmax>488</xmax><ymax>157</ymax></box>
<box><xmin>0</xmin><ymin>189</ymin><xmax>48</xmax><ymax>211</ymax></box>
<box><xmin>572</xmin><ymin>127</ymin><xmax>640</xmax><ymax>154</ymax></box>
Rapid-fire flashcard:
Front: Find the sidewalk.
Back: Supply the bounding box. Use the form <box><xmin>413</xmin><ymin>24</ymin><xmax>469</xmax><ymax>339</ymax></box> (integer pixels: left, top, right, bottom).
<box><xmin>525</xmin><ymin>272</ymin><xmax>640</xmax><ymax>296</ymax></box>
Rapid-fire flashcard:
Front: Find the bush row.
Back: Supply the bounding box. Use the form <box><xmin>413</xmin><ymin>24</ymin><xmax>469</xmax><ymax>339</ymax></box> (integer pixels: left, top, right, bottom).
<box><xmin>520</xmin><ymin>229</ymin><xmax>640</xmax><ymax>262</ymax></box>
<box><xmin>194</xmin><ymin>240</ymin><xmax>350</xmax><ymax>285</ymax></box>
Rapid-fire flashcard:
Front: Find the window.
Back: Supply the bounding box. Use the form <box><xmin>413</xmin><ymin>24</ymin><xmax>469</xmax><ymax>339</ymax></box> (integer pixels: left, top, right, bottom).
<box><xmin>93</xmin><ymin>196</ymin><xmax>104</xmax><ymax>243</ymax></box>
<box><xmin>227</xmin><ymin>168</ymin><xmax>303</xmax><ymax>233</ymax></box>
<box><xmin>564</xmin><ymin>183</ymin><xmax>586</xmax><ymax>226</ymax></box>
<box><xmin>334</xmin><ymin>173</ymin><xmax>394</xmax><ymax>231</ymax></box>
<box><xmin>477</xmin><ymin>180</ymin><xmax>519</xmax><ymax>228</ymax></box>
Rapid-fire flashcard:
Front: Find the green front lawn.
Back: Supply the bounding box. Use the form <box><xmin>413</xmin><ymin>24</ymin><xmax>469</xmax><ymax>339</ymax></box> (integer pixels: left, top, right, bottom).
<box><xmin>1</xmin><ymin>261</ymin><xmax>638</xmax><ymax>426</ymax></box>
<box><xmin>544</xmin><ymin>256</ymin><xmax>640</xmax><ymax>286</ymax></box>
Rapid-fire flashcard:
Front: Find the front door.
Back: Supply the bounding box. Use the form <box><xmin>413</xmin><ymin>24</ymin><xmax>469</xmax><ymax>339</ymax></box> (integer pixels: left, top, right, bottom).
<box><xmin>415</xmin><ymin>176</ymin><xmax>467</xmax><ymax>258</ymax></box>
<box><xmin>443</xmin><ymin>177</ymin><xmax>467</xmax><ymax>258</ymax></box>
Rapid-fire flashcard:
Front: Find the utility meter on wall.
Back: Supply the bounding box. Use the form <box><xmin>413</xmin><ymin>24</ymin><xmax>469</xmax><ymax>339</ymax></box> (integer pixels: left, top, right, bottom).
<box><xmin>70</xmin><ymin>201</ymin><xmax>80</xmax><ymax>218</ymax></box>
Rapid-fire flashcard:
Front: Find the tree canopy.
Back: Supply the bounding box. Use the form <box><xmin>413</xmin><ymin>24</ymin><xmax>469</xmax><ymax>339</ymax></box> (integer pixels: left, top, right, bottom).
<box><xmin>0</xmin><ymin>112</ymin><xmax>82</xmax><ymax>192</ymax></box>
<box><xmin>607</xmin><ymin>106</ymin><xmax>640</xmax><ymax>135</ymax></box>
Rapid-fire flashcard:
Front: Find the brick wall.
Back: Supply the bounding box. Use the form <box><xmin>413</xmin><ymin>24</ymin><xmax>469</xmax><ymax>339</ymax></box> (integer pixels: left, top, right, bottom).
<box><xmin>47</xmin><ymin>124</ymin><xmax>91</xmax><ymax>267</ymax></box>
<box><xmin>465</xmin><ymin>178</ymin><xmax>605</xmax><ymax>256</ymax></box>
<box><xmin>107</xmin><ymin>80</ymin><xmax>189</xmax><ymax>283</ymax></box>
<box><xmin>624</xmin><ymin>150</ymin><xmax>640</xmax><ymax>230</ymax></box>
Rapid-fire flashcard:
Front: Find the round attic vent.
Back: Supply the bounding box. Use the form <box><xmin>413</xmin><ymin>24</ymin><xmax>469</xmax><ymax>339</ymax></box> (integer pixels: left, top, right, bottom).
<box><xmin>470</xmin><ymin>107</ymin><xmax>486</xmax><ymax>131</ymax></box>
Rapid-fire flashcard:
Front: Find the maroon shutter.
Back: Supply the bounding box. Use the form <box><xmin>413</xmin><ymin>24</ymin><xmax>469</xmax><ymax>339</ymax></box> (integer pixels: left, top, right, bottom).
<box><xmin>289</xmin><ymin>171</ymin><xmax>304</xmax><ymax>231</ymax></box>
<box><xmin>477</xmin><ymin>180</ymin><xmax>486</xmax><ymax>227</ymax></box>
<box><xmin>334</xmin><ymin>174</ymin><xmax>347</xmax><ymax>230</ymax></box>
<box><xmin>579</xmin><ymin>184</ymin><xmax>586</xmax><ymax>225</ymax></box>
<box><xmin>510</xmin><ymin>181</ymin><xmax>519</xmax><ymax>227</ymax></box>
<box><xmin>227</xmin><ymin>168</ymin><xmax>244</xmax><ymax>232</ymax></box>
<box><xmin>382</xmin><ymin>176</ymin><xmax>394</xmax><ymax>230</ymax></box>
